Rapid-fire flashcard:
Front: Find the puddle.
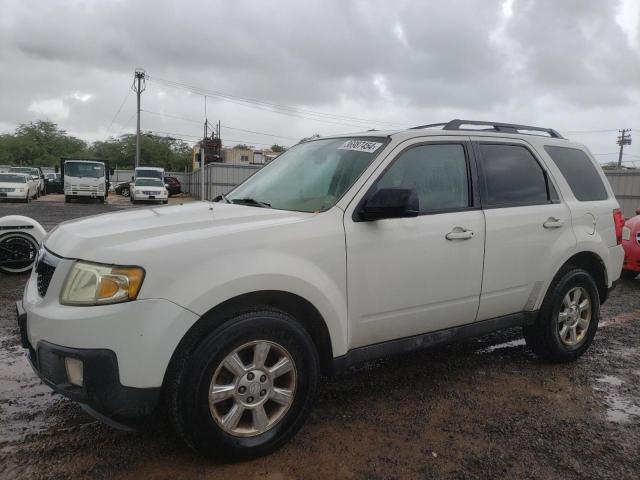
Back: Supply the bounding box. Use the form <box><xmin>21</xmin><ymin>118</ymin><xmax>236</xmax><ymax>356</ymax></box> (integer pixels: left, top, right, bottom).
<box><xmin>477</xmin><ymin>338</ymin><xmax>526</xmax><ymax>354</ymax></box>
<box><xmin>594</xmin><ymin>375</ymin><xmax>640</xmax><ymax>424</ymax></box>
<box><xmin>0</xmin><ymin>336</ymin><xmax>60</xmax><ymax>443</ymax></box>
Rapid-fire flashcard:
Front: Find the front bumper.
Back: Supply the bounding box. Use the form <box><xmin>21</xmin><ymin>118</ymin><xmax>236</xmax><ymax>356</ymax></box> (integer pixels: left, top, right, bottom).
<box><xmin>0</xmin><ymin>191</ymin><xmax>28</xmax><ymax>200</ymax></box>
<box><xmin>17</xmin><ymin>301</ymin><xmax>160</xmax><ymax>422</ymax></box>
<box><xmin>134</xmin><ymin>193</ymin><xmax>168</xmax><ymax>201</ymax></box>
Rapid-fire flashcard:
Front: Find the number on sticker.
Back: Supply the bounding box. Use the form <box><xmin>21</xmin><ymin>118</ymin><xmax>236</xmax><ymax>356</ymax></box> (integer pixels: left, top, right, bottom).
<box><xmin>338</xmin><ymin>140</ymin><xmax>383</xmax><ymax>153</ymax></box>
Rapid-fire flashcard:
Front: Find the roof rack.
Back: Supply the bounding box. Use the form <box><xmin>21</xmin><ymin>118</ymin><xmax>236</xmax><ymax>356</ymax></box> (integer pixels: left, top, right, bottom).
<box><xmin>410</xmin><ymin>119</ymin><xmax>565</xmax><ymax>139</ymax></box>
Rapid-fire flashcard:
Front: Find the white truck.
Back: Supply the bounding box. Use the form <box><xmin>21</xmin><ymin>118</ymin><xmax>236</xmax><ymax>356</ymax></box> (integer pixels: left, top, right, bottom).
<box><xmin>61</xmin><ymin>158</ymin><xmax>110</xmax><ymax>204</ymax></box>
<box><xmin>18</xmin><ymin>120</ymin><xmax>624</xmax><ymax>461</ymax></box>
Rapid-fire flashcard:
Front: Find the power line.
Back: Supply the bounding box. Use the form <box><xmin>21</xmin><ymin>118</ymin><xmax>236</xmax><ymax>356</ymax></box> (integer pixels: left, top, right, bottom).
<box><xmin>147</xmin><ymin>130</ymin><xmax>278</xmax><ymax>147</ymax></box>
<box><xmin>147</xmin><ymin>75</ymin><xmax>411</xmax><ymax>129</ymax></box>
<box><xmin>142</xmin><ymin>109</ymin><xmax>300</xmax><ymax>141</ymax></box>
<box><xmin>104</xmin><ymin>90</ymin><xmax>132</xmax><ymax>139</ymax></box>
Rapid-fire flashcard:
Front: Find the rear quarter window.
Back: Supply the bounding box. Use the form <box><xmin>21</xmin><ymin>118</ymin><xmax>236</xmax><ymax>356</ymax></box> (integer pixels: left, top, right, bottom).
<box><xmin>544</xmin><ymin>146</ymin><xmax>608</xmax><ymax>201</ymax></box>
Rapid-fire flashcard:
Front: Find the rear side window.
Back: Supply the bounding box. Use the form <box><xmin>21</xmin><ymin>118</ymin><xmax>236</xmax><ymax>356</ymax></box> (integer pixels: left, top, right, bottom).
<box><xmin>478</xmin><ymin>144</ymin><xmax>549</xmax><ymax>206</ymax></box>
<box><xmin>544</xmin><ymin>146</ymin><xmax>608</xmax><ymax>201</ymax></box>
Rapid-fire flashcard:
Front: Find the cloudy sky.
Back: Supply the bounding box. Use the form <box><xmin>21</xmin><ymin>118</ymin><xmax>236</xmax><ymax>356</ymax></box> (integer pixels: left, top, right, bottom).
<box><xmin>1</xmin><ymin>0</ymin><xmax>639</xmax><ymax>164</ymax></box>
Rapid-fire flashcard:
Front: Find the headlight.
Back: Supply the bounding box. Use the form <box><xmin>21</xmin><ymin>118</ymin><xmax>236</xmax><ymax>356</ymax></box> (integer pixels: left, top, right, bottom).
<box><xmin>18</xmin><ymin>188</ymin><xmax>25</xmax><ymax>192</ymax></box>
<box><xmin>60</xmin><ymin>261</ymin><xmax>145</xmax><ymax>306</ymax></box>
<box><xmin>135</xmin><ymin>189</ymin><xmax>141</xmax><ymax>194</ymax></box>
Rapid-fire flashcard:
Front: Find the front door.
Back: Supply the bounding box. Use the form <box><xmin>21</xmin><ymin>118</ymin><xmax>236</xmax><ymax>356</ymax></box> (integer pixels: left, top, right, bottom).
<box><xmin>345</xmin><ymin>139</ymin><xmax>486</xmax><ymax>349</ymax></box>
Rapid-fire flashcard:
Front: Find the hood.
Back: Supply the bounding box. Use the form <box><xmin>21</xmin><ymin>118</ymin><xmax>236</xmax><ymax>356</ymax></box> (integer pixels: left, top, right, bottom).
<box><xmin>45</xmin><ymin>201</ymin><xmax>314</xmax><ymax>263</ymax></box>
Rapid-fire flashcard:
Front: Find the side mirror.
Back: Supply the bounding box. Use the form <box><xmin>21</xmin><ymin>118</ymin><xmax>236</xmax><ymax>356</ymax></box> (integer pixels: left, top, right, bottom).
<box><xmin>357</xmin><ymin>188</ymin><xmax>419</xmax><ymax>221</ymax></box>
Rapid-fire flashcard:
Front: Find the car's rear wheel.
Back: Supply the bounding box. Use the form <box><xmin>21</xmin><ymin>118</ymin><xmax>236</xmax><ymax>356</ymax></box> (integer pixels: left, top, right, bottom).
<box><xmin>122</xmin><ymin>187</ymin><xmax>130</xmax><ymax>197</ymax></box>
<box><xmin>523</xmin><ymin>268</ymin><xmax>599</xmax><ymax>362</ymax></box>
<box><xmin>168</xmin><ymin>308</ymin><xmax>319</xmax><ymax>461</ymax></box>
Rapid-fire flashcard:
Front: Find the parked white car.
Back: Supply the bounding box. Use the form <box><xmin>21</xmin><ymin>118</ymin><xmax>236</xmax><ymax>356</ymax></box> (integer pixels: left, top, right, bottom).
<box><xmin>17</xmin><ymin>120</ymin><xmax>623</xmax><ymax>461</ymax></box>
<box><xmin>8</xmin><ymin>167</ymin><xmax>45</xmax><ymax>197</ymax></box>
<box><xmin>130</xmin><ymin>177</ymin><xmax>169</xmax><ymax>204</ymax></box>
<box><xmin>0</xmin><ymin>172</ymin><xmax>37</xmax><ymax>202</ymax></box>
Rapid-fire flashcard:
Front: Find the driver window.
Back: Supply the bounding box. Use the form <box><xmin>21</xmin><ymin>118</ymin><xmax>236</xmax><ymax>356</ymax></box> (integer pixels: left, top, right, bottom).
<box><xmin>375</xmin><ymin>144</ymin><xmax>469</xmax><ymax>213</ymax></box>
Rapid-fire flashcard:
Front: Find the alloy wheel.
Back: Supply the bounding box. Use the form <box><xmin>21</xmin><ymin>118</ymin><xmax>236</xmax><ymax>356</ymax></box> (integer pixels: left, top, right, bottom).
<box><xmin>208</xmin><ymin>340</ymin><xmax>297</xmax><ymax>437</ymax></box>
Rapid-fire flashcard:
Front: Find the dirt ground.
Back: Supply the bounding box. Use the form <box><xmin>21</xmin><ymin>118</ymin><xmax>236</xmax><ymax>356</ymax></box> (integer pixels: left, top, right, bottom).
<box><xmin>1</xmin><ymin>195</ymin><xmax>639</xmax><ymax>479</ymax></box>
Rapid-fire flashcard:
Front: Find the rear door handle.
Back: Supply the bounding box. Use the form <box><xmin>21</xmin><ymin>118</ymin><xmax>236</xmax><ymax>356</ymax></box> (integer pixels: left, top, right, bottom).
<box><xmin>445</xmin><ymin>228</ymin><xmax>474</xmax><ymax>240</ymax></box>
<box><xmin>543</xmin><ymin>217</ymin><xmax>564</xmax><ymax>229</ymax></box>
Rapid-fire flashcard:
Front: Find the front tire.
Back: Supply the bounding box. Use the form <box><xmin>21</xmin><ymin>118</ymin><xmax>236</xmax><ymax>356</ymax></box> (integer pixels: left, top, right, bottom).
<box><xmin>524</xmin><ymin>268</ymin><xmax>600</xmax><ymax>362</ymax></box>
<box><xmin>168</xmin><ymin>309</ymin><xmax>319</xmax><ymax>461</ymax></box>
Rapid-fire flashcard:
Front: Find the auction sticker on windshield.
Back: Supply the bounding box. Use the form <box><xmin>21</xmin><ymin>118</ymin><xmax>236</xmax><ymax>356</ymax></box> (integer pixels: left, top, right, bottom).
<box><xmin>338</xmin><ymin>139</ymin><xmax>383</xmax><ymax>153</ymax></box>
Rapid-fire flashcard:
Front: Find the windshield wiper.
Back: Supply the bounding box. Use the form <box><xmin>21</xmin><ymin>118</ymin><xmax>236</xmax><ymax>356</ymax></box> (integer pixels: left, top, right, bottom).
<box><xmin>230</xmin><ymin>197</ymin><xmax>271</xmax><ymax>208</ymax></box>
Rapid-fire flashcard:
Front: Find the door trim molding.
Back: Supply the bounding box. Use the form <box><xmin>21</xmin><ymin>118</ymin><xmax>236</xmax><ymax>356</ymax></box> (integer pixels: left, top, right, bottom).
<box><xmin>332</xmin><ymin>311</ymin><xmax>537</xmax><ymax>372</ymax></box>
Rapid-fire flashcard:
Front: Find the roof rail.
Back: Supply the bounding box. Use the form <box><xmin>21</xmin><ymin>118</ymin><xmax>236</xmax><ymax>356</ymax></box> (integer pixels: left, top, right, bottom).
<box><xmin>411</xmin><ymin>119</ymin><xmax>565</xmax><ymax>139</ymax></box>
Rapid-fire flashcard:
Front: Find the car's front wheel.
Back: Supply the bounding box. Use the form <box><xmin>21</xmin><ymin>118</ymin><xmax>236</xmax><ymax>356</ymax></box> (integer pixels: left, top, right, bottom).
<box><xmin>122</xmin><ymin>188</ymin><xmax>130</xmax><ymax>197</ymax></box>
<box><xmin>168</xmin><ymin>309</ymin><xmax>319</xmax><ymax>461</ymax></box>
<box><xmin>524</xmin><ymin>268</ymin><xmax>600</xmax><ymax>362</ymax></box>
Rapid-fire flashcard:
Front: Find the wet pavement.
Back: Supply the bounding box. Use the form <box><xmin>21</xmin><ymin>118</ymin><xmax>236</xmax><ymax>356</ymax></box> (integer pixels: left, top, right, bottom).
<box><xmin>1</xmin><ymin>196</ymin><xmax>639</xmax><ymax>479</ymax></box>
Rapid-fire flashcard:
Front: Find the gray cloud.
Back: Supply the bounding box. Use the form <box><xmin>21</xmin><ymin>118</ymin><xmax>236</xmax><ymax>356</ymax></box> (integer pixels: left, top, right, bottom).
<box><xmin>0</xmin><ymin>0</ymin><xmax>638</xmax><ymax>161</ymax></box>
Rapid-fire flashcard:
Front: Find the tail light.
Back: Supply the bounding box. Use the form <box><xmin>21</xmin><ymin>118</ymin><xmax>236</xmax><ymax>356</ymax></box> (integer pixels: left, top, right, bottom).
<box><xmin>613</xmin><ymin>209</ymin><xmax>625</xmax><ymax>244</ymax></box>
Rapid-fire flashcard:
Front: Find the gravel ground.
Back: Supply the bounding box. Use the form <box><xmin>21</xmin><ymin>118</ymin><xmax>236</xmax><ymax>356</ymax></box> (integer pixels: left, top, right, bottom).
<box><xmin>1</xmin><ymin>195</ymin><xmax>639</xmax><ymax>479</ymax></box>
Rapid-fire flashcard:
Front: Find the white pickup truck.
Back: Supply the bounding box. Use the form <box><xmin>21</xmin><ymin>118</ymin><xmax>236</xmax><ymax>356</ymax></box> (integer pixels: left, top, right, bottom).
<box><xmin>18</xmin><ymin>120</ymin><xmax>623</xmax><ymax>461</ymax></box>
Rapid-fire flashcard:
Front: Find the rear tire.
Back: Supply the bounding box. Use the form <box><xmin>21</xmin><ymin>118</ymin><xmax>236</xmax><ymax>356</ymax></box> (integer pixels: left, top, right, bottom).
<box><xmin>167</xmin><ymin>308</ymin><xmax>319</xmax><ymax>462</ymax></box>
<box><xmin>523</xmin><ymin>268</ymin><xmax>600</xmax><ymax>363</ymax></box>
<box><xmin>64</xmin><ymin>195</ymin><xmax>71</xmax><ymax>203</ymax></box>
<box><xmin>621</xmin><ymin>269</ymin><xmax>637</xmax><ymax>281</ymax></box>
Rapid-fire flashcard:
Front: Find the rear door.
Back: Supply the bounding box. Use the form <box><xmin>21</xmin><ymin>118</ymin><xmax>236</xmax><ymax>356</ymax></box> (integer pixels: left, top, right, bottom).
<box><xmin>473</xmin><ymin>139</ymin><xmax>576</xmax><ymax>320</ymax></box>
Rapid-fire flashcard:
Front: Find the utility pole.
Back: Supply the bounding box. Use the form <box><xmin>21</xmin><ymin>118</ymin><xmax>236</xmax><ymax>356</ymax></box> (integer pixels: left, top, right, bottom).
<box><xmin>132</xmin><ymin>68</ymin><xmax>146</xmax><ymax>169</ymax></box>
<box><xmin>617</xmin><ymin>129</ymin><xmax>632</xmax><ymax>168</ymax></box>
<box><xmin>202</xmin><ymin>120</ymin><xmax>207</xmax><ymax>200</ymax></box>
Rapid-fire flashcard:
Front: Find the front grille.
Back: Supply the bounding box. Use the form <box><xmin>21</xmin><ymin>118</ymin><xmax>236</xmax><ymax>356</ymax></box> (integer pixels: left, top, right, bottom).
<box><xmin>0</xmin><ymin>187</ymin><xmax>15</xmax><ymax>192</ymax></box>
<box><xmin>70</xmin><ymin>184</ymin><xmax>98</xmax><ymax>192</ymax></box>
<box><xmin>142</xmin><ymin>191</ymin><xmax>158</xmax><ymax>195</ymax></box>
<box><xmin>36</xmin><ymin>259</ymin><xmax>56</xmax><ymax>297</ymax></box>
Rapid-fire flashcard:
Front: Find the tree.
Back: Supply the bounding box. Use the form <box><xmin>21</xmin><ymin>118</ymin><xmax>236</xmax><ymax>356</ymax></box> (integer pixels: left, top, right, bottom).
<box><xmin>0</xmin><ymin>121</ymin><xmax>87</xmax><ymax>167</ymax></box>
<box><xmin>233</xmin><ymin>144</ymin><xmax>250</xmax><ymax>150</ymax></box>
<box><xmin>271</xmin><ymin>144</ymin><xmax>286</xmax><ymax>152</ymax></box>
<box><xmin>0</xmin><ymin>120</ymin><xmax>195</xmax><ymax>172</ymax></box>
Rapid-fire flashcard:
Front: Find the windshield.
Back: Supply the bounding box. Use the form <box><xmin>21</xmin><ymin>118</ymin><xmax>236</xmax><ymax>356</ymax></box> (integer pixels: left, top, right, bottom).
<box><xmin>65</xmin><ymin>162</ymin><xmax>105</xmax><ymax>178</ymax></box>
<box><xmin>136</xmin><ymin>169</ymin><xmax>163</xmax><ymax>180</ymax></box>
<box><xmin>0</xmin><ymin>174</ymin><xmax>26</xmax><ymax>183</ymax></box>
<box><xmin>226</xmin><ymin>138</ymin><xmax>386</xmax><ymax>212</ymax></box>
<box><xmin>135</xmin><ymin>178</ymin><xmax>163</xmax><ymax>187</ymax></box>
<box><xmin>46</xmin><ymin>173</ymin><xmax>59</xmax><ymax>180</ymax></box>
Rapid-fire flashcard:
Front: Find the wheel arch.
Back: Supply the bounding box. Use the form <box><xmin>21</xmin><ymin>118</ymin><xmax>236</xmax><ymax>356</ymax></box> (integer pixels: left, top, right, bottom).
<box><xmin>163</xmin><ymin>290</ymin><xmax>335</xmax><ymax>393</ymax></box>
<box><xmin>550</xmin><ymin>251</ymin><xmax>609</xmax><ymax>304</ymax></box>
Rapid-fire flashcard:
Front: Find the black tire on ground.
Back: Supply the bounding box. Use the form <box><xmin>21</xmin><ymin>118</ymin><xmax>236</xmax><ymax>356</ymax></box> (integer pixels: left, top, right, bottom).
<box><xmin>167</xmin><ymin>308</ymin><xmax>319</xmax><ymax>462</ymax></box>
<box><xmin>23</xmin><ymin>194</ymin><xmax>30</xmax><ymax>203</ymax></box>
<box><xmin>163</xmin><ymin>200</ymin><xmax>168</xmax><ymax>204</ymax></box>
<box><xmin>99</xmin><ymin>196</ymin><xmax>105</xmax><ymax>204</ymax></box>
<box><xmin>523</xmin><ymin>267</ymin><xmax>600</xmax><ymax>363</ymax></box>
<box><xmin>64</xmin><ymin>195</ymin><xmax>71</xmax><ymax>203</ymax></box>
<box><xmin>122</xmin><ymin>188</ymin><xmax>130</xmax><ymax>197</ymax></box>
<box><xmin>621</xmin><ymin>269</ymin><xmax>637</xmax><ymax>281</ymax></box>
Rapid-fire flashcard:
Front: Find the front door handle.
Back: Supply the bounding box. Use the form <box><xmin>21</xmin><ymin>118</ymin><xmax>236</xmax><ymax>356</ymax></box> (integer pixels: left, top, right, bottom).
<box><xmin>543</xmin><ymin>217</ymin><xmax>564</xmax><ymax>229</ymax></box>
<box><xmin>445</xmin><ymin>228</ymin><xmax>474</xmax><ymax>240</ymax></box>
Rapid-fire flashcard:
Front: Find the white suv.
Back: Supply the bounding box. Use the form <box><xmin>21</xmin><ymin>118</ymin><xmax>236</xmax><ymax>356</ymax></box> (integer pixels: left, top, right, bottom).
<box><xmin>17</xmin><ymin>120</ymin><xmax>624</xmax><ymax>460</ymax></box>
